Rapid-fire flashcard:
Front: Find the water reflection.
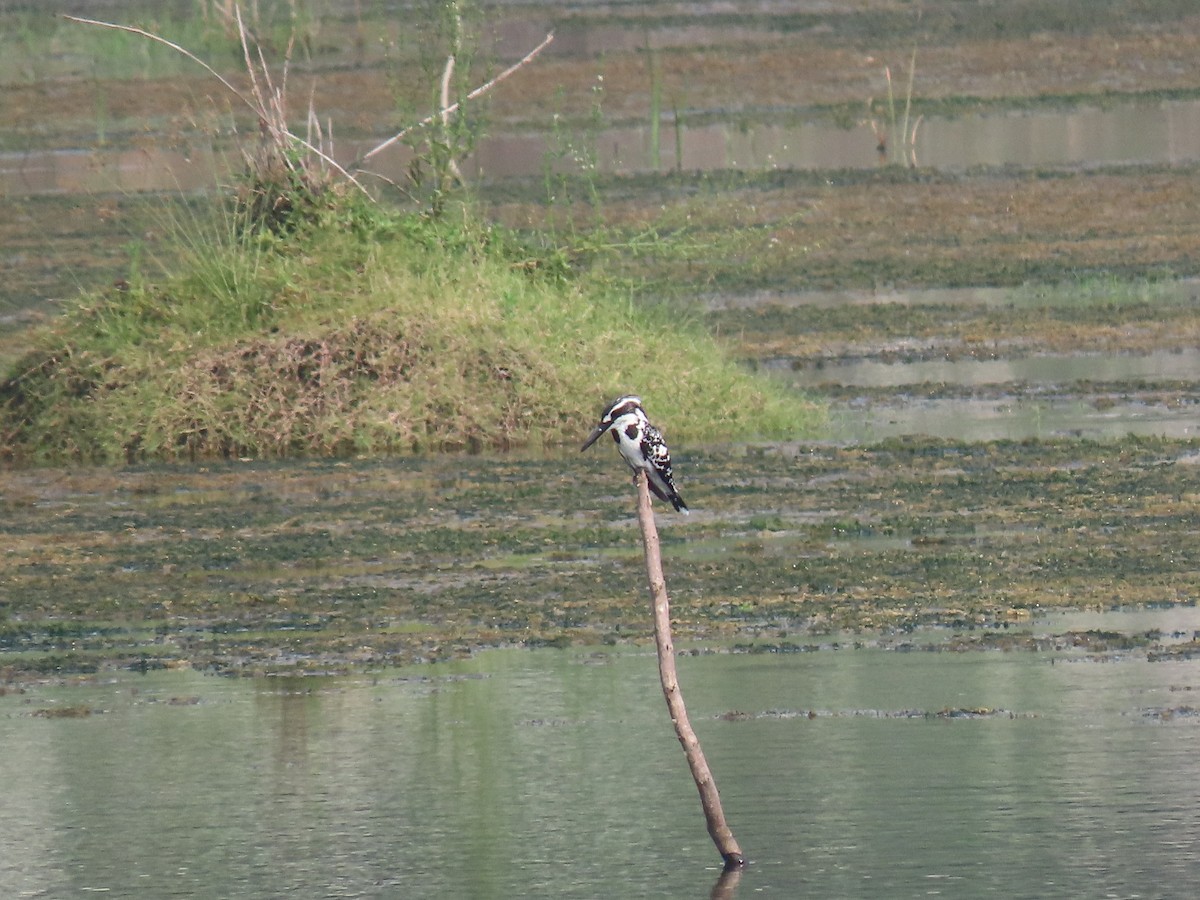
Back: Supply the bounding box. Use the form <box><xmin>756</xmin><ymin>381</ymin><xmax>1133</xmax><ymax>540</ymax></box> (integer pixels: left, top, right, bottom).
<box><xmin>779</xmin><ymin>348</ymin><xmax>1200</xmax><ymax>390</ymax></box>
<box><xmin>770</xmin><ymin>349</ymin><xmax>1200</xmax><ymax>442</ymax></box>
<box><xmin>2</xmin><ymin>641</ymin><xmax>1198</xmax><ymax>898</ymax></box>
<box><xmin>709</xmin><ymin>280</ymin><xmax>1200</xmax><ymax>311</ymax></box>
<box><xmin>713</xmin><ymin>282</ymin><xmax>1200</xmax><ymax>443</ymax></box>
<box><xmin>917</xmin><ymin>98</ymin><xmax>1200</xmax><ymax>169</ymax></box>
<box><xmin>7</xmin><ymin>98</ymin><xmax>1200</xmax><ymax>196</ymax></box>
<box><xmin>826</xmin><ymin>395</ymin><xmax>1199</xmax><ymax>443</ymax></box>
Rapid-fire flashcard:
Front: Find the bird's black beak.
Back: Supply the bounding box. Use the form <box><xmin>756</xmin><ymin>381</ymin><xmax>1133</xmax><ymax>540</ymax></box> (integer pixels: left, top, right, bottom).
<box><xmin>580</xmin><ymin>424</ymin><xmax>606</xmax><ymax>452</ymax></box>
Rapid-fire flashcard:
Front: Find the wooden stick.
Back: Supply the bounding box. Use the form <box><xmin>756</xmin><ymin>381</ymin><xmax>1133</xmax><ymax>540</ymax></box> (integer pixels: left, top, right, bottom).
<box><xmin>635</xmin><ymin>471</ymin><xmax>745</xmax><ymax>870</ymax></box>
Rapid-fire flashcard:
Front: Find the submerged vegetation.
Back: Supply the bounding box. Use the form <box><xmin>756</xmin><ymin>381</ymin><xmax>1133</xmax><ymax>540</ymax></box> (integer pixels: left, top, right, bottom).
<box><xmin>1</xmin><ymin>437</ymin><xmax>1197</xmax><ymax>676</ymax></box>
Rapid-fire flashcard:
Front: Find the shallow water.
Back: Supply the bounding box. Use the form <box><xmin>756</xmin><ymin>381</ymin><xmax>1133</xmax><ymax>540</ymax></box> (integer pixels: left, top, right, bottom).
<box><xmin>824</xmin><ymin>394</ymin><xmax>1199</xmax><ymax>443</ymax></box>
<box><xmin>768</xmin><ymin>348</ymin><xmax>1200</xmax><ymax>442</ymax></box>
<box><xmin>779</xmin><ymin>349</ymin><xmax>1200</xmax><ymax>390</ymax></box>
<box><xmin>7</xmin><ymin>97</ymin><xmax>1200</xmax><ymax>196</ymax></box>
<box><xmin>3</xmin><ymin>637</ymin><xmax>1199</xmax><ymax>898</ymax></box>
<box><xmin>709</xmin><ymin>280</ymin><xmax>1200</xmax><ymax>311</ymax></box>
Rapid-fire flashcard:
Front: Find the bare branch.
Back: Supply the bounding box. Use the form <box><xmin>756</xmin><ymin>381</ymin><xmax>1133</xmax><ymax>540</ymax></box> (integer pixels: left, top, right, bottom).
<box><xmin>358</xmin><ymin>31</ymin><xmax>554</xmax><ymax>166</ymax></box>
<box><xmin>438</xmin><ymin>35</ymin><xmax>465</xmax><ymax>186</ymax></box>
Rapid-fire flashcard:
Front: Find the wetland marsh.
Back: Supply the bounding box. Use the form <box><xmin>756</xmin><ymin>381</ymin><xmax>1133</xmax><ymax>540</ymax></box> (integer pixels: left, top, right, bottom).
<box><xmin>3</xmin><ymin>438</ymin><xmax>1198</xmax><ymax>675</ymax></box>
<box><xmin>2</xmin><ymin>2</ymin><xmax>1200</xmax><ymax>893</ymax></box>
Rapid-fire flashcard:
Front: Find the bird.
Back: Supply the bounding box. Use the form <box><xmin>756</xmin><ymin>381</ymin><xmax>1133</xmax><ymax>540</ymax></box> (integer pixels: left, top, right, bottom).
<box><xmin>581</xmin><ymin>395</ymin><xmax>689</xmax><ymax>513</ymax></box>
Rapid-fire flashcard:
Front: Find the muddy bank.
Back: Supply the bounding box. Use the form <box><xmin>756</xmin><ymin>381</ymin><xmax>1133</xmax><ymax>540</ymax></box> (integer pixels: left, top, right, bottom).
<box><xmin>6</xmin><ymin>3</ymin><xmax>1200</xmax><ymax>148</ymax></box>
<box><xmin>705</xmin><ymin>281</ymin><xmax>1200</xmax><ymax>360</ymax></box>
<box><xmin>486</xmin><ymin>164</ymin><xmax>1200</xmax><ymax>294</ymax></box>
<box><xmin>8</xmin><ymin>1</ymin><xmax>1200</xmax><ymax>309</ymax></box>
<box><xmin>9</xmin><ymin>164</ymin><xmax>1200</xmax><ymax>321</ymax></box>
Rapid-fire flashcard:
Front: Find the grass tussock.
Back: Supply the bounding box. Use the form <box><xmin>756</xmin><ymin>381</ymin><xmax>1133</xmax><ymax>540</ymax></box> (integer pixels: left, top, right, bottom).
<box><xmin>0</xmin><ymin>9</ymin><xmax>816</xmax><ymax>465</ymax></box>
<box><xmin>0</xmin><ymin>201</ymin><xmax>820</xmax><ymax>464</ymax></box>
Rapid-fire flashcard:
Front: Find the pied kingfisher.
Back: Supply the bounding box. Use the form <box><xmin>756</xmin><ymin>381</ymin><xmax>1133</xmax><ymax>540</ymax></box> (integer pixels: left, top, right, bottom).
<box><xmin>581</xmin><ymin>395</ymin><xmax>689</xmax><ymax>513</ymax></box>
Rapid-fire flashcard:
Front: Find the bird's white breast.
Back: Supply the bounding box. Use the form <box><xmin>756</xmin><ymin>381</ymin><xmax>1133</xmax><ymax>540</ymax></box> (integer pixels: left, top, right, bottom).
<box><xmin>609</xmin><ymin>412</ymin><xmax>647</xmax><ymax>470</ymax></box>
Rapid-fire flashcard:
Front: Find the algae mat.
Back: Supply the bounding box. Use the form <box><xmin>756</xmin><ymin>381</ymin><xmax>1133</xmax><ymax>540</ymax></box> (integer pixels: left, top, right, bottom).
<box><xmin>2</xmin><ymin>437</ymin><xmax>1198</xmax><ymax>677</ymax></box>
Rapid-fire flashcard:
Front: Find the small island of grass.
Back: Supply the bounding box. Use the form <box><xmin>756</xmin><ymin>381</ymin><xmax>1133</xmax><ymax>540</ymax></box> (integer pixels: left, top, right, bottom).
<box><xmin>0</xmin><ymin>9</ymin><xmax>820</xmax><ymax>466</ymax></box>
<box><xmin>0</xmin><ymin>194</ymin><xmax>820</xmax><ymax>465</ymax></box>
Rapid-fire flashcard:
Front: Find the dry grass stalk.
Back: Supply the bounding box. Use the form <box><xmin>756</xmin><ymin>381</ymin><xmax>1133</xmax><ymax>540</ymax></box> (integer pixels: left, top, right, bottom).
<box><xmin>64</xmin><ymin>12</ymin><xmax>363</xmax><ymax>200</ymax></box>
<box><xmin>64</xmin><ymin>8</ymin><xmax>553</xmax><ymax>217</ymax></box>
<box><xmin>864</xmin><ymin>45</ymin><xmax>922</xmax><ymax>167</ymax></box>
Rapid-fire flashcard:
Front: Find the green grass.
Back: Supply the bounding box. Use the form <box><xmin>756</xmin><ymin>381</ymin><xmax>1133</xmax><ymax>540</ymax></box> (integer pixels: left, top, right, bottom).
<box><xmin>0</xmin><ymin>197</ymin><xmax>821</xmax><ymax>464</ymax></box>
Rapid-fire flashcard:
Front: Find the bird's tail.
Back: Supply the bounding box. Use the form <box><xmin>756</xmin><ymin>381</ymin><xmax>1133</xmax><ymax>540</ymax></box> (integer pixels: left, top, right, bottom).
<box><xmin>647</xmin><ymin>474</ymin><xmax>689</xmax><ymax>514</ymax></box>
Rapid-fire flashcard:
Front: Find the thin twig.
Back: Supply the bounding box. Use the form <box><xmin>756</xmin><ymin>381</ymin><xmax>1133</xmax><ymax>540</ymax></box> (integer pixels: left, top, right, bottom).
<box><xmin>900</xmin><ymin>44</ymin><xmax>917</xmax><ymax>164</ymax></box>
<box><xmin>357</xmin><ymin>31</ymin><xmax>554</xmax><ymax>166</ymax></box>
<box><xmin>237</xmin><ymin>6</ymin><xmax>265</xmax><ymax>112</ymax></box>
<box><xmin>438</xmin><ymin>10</ymin><xmax>465</xmax><ymax>187</ymax></box>
<box><xmin>908</xmin><ymin>113</ymin><xmax>924</xmax><ymax>167</ymax></box>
